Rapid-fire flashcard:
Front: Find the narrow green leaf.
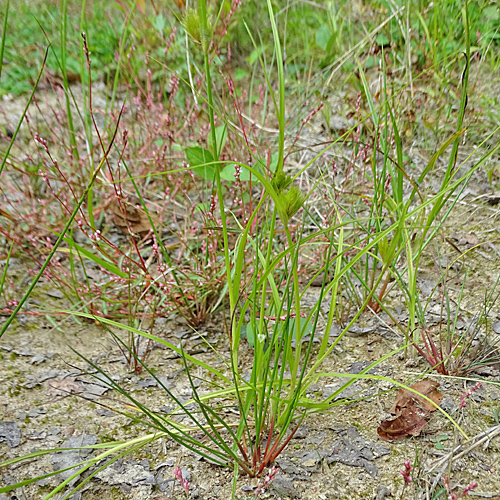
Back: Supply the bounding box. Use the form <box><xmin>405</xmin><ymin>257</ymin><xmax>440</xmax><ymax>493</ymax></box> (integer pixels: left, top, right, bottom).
<box><xmin>62</xmin><ymin>238</ymin><xmax>127</xmax><ymax>278</ymax></box>
<box><xmin>207</xmin><ymin>125</ymin><xmax>228</xmax><ymax>158</ymax></box>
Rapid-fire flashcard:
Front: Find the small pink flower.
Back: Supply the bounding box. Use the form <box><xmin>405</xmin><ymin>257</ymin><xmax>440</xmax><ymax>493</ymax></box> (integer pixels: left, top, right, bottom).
<box><xmin>254</xmin><ymin>465</ymin><xmax>278</xmax><ymax>499</ymax></box>
<box><xmin>174</xmin><ymin>466</ymin><xmax>190</xmax><ymax>496</ymax></box>
<box><xmin>401</xmin><ymin>460</ymin><xmax>413</xmax><ymax>484</ymax></box>
<box><xmin>442</xmin><ymin>476</ymin><xmax>478</xmax><ymax>499</ymax></box>
<box><xmin>459</xmin><ymin>382</ymin><xmax>482</xmax><ymax>409</ymax></box>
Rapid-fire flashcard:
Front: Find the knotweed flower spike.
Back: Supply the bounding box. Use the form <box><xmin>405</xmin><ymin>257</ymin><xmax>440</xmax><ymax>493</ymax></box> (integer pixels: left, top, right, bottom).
<box><xmin>442</xmin><ymin>476</ymin><xmax>478</xmax><ymax>499</ymax></box>
<box><xmin>459</xmin><ymin>382</ymin><xmax>482</xmax><ymax>408</ymax></box>
<box><xmin>400</xmin><ymin>460</ymin><xmax>413</xmax><ymax>484</ymax></box>
<box><xmin>174</xmin><ymin>466</ymin><xmax>190</xmax><ymax>496</ymax></box>
<box><xmin>254</xmin><ymin>465</ymin><xmax>278</xmax><ymax>499</ymax></box>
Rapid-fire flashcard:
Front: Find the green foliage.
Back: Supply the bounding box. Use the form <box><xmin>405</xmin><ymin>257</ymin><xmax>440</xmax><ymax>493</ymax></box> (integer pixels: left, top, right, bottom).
<box><xmin>0</xmin><ymin>0</ymin><xmax>189</xmax><ymax>97</ymax></box>
<box><xmin>282</xmin><ymin>186</ymin><xmax>305</xmax><ymax>219</ymax></box>
<box><xmin>0</xmin><ymin>2</ymin><xmax>119</xmax><ymax>96</ymax></box>
<box><xmin>207</xmin><ymin>124</ymin><xmax>228</xmax><ymax>158</ymax></box>
<box><xmin>271</xmin><ymin>171</ymin><xmax>292</xmax><ymax>193</ymax></box>
<box><xmin>242</xmin><ymin>317</ymin><xmax>313</xmax><ymax>348</ymax></box>
<box><xmin>186</xmin><ymin>146</ymin><xmax>216</xmax><ymax>180</ymax></box>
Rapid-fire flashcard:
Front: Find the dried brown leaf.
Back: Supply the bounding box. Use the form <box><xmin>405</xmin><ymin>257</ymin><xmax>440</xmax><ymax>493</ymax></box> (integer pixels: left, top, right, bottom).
<box><xmin>377</xmin><ymin>380</ymin><xmax>443</xmax><ymax>442</ymax></box>
<box><xmin>390</xmin><ymin>380</ymin><xmax>442</xmax><ymax>414</ymax></box>
<box><xmin>450</xmin><ymin>232</ymin><xmax>481</xmax><ymax>248</ymax></box>
<box><xmin>377</xmin><ymin>407</ymin><xmax>429</xmax><ymax>442</ymax></box>
<box><xmin>47</xmin><ymin>378</ymin><xmax>83</xmax><ymax>396</ymax></box>
<box><xmin>109</xmin><ymin>197</ymin><xmax>157</xmax><ymax>236</ymax></box>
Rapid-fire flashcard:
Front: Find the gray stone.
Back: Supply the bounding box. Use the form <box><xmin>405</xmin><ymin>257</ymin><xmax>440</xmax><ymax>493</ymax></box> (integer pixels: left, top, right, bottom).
<box><xmin>322</xmin><ymin>384</ymin><xmax>338</xmax><ymax>399</ymax></box>
<box><xmin>30</xmin><ymin>352</ymin><xmax>55</xmax><ymax>364</ymax></box>
<box><xmin>0</xmin><ymin>421</ymin><xmax>21</xmax><ymax>447</ymax></box>
<box><xmin>418</xmin><ymin>280</ymin><xmax>435</xmax><ymax>298</ymax></box>
<box><xmin>241</xmin><ymin>484</ymin><xmax>256</xmax><ymax>492</ymax></box>
<box><xmin>373</xmin><ymin>445</ymin><xmax>391</xmax><ymax>458</ymax></box>
<box><xmin>157</xmin><ymin>376</ymin><xmax>174</xmax><ymax>390</ymax></box>
<box><xmin>275</xmin><ymin>458</ymin><xmax>300</xmax><ymax>475</ymax></box>
<box><xmin>326</xmin><ymin>426</ymin><xmax>380</xmax><ymax>477</ymax></box>
<box><xmin>51</xmin><ymin>434</ymin><xmax>97</xmax><ymax>481</ymax></box>
<box><xmin>26</xmin><ymin>430</ymin><xmax>47</xmax><ymax>440</ymax></box>
<box><xmin>309</xmin><ymin>431</ymin><xmax>325</xmax><ymax>446</ymax></box>
<box><xmin>349</xmin><ymin>360</ymin><xmax>379</xmax><ymax>375</ymax></box>
<box><xmin>301</xmin><ymin>451</ymin><xmax>320</xmax><ymax>470</ymax></box>
<box><xmin>27</xmin><ymin>407</ymin><xmax>46</xmax><ymax>418</ymax></box>
<box><xmin>80</xmin><ymin>383</ymin><xmax>109</xmax><ymax>399</ymax></box>
<box><xmin>159</xmin><ymin>479</ymin><xmax>175</xmax><ymax>491</ymax></box>
<box><xmin>138</xmin><ymin>377</ymin><xmax>158</xmax><ymax>388</ymax></box>
<box><xmin>376</xmin><ymin>485</ymin><xmax>393</xmax><ymax>500</ymax></box>
<box><xmin>180</xmin><ymin>467</ymin><xmax>191</xmax><ymax>481</ymax></box>
<box><xmin>271</xmin><ymin>474</ymin><xmax>296</xmax><ymax>498</ymax></box>
<box><xmin>293</xmin><ymin>425</ymin><xmax>310</xmax><ymax>439</ymax></box>
<box><xmin>347</xmin><ymin>325</ymin><xmax>376</xmax><ymax>336</ymax></box>
<box><xmin>95</xmin><ymin>459</ymin><xmax>156</xmax><ymax>486</ymax></box>
<box><xmin>96</xmin><ymin>408</ymin><xmax>115</xmax><ymax>417</ymax></box>
<box><xmin>20</xmin><ymin>368</ymin><xmax>60</xmax><ymax>388</ymax></box>
<box><xmin>440</xmin><ymin>396</ymin><xmax>456</xmax><ymax>412</ymax></box>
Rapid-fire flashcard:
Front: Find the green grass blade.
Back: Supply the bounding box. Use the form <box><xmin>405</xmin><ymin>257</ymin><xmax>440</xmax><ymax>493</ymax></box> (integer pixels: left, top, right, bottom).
<box><xmin>60</xmin><ymin>237</ymin><xmax>127</xmax><ymax>278</ymax></box>
<box><xmin>0</xmin><ymin>48</ymin><xmax>47</xmax><ymax>176</ymax></box>
<box><xmin>265</xmin><ymin>0</ymin><xmax>285</xmax><ymax>174</ymax></box>
<box><xmin>0</xmin><ymin>242</ymin><xmax>13</xmax><ymax>298</ymax></box>
<box><xmin>0</xmin><ymin>0</ymin><xmax>9</xmax><ymax>81</ymax></box>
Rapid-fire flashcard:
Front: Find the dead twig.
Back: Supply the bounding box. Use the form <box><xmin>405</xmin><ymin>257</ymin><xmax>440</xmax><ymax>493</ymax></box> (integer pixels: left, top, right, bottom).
<box><xmin>427</xmin><ymin>424</ymin><xmax>500</xmax><ymax>493</ymax></box>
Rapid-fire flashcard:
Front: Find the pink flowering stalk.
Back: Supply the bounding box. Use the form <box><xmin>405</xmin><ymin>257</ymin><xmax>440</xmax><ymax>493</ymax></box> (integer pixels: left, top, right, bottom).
<box><xmin>254</xmin><ymin>465</ymin><xmax>278</xmax><ymax>499</ymax></box>
<box><xmin>442</xmin><ymin>476</ymin><xmax>478</xmax><ymax>499</ymax></box>
<box><xmin>462</xmin><ymin>482</ymin><xmax>478</xmax><ymax>496</ymax></box>
<box><xmin>401</xmin><ymin>460</ymin><xmax>413</xmax><ymax>484</ymax></box>
<box><xmin>174</xmin><ymin>466</ymin><xmax>190</xmax><ymax>497</ymax></box>
<box><xmin>459</xmin><ymin>382</ymin><xmax>482</xmax><ymax>408</ymax></box>
<box><xmin>285</xmin><ymin>101</ymin><xmax>324</xmax><ymax>160</ymax></box>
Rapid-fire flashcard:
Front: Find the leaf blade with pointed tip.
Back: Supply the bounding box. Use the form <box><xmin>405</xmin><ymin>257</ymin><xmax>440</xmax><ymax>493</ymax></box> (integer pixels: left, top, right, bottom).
<box><xmin>186</xmin><ymin>146</ymin><xmax>216</xmax><ymax>180</ymax></box>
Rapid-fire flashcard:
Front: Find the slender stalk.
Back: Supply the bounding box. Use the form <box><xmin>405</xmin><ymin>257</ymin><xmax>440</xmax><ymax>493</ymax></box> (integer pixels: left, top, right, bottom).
<box><xmin>266</xmin><ymin>0</ymin><xmax>285</xmax><ymax>174</ymax></box>
<box><xmin>0</xmin><ymin>109</ymin><xmax>124</xmax><ymax>339</ymax></box>
<box><xmin>283</xmin><ymin>221</ymin><xmax>303</xmax><ymax>391</ymax></box>
<box><xmin>0</xmin><ymin>243</ymin><xmax>13</xmax><ymax>299</ymax></box>
<box><xmin>0</xmin><ymin>49</ymin><xmax>48</xmax><ymax>176</ymax></box>
<box><xmin>197</xmin><ymin>0</ymin><xmax>234</xmax><ymax>352</ymax></box>
<box><xmin>60</xmin><ymin>0</ymin><xmax>79</xmax><ymax>162</ymax></box>
<box><xmin>0</xmin><ymin>0</ymin><xmax>9</xmax><ymax>81</ymax></box>
<box><xmin>79</xmin><ymin>0</ymin><xmax>95</xmax><ymax>229</ymax></box>
<box><xmin>108</xmin><ymin>2</ymin><xmax>135</xmax><ymax>125</ymax></box>
<box><xmin>409</xmin><ymin>0</ymin><xmax>470</xmax><ymax>353</ymax></box>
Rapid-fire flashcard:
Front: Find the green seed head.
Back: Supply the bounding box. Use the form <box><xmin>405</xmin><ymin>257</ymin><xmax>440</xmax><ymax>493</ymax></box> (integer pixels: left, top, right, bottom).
<box><xmin>182</xmin><ymin>8</ymin><xmax>213</xmax><ymax>51</ymax></box>
<box><xmin>183</xmin><ymin>8</ymin><xmax>202</xmax><ymax>44</ymax></box>
<box><xmin>271</xmin><ymin>171</ymin><xmax>292</xmax><ymax>194</ymax></box>
<box><xmin>283</xmin><ymin>186</ymin><xmax>305</xmax><ymax>218</ymax></box>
